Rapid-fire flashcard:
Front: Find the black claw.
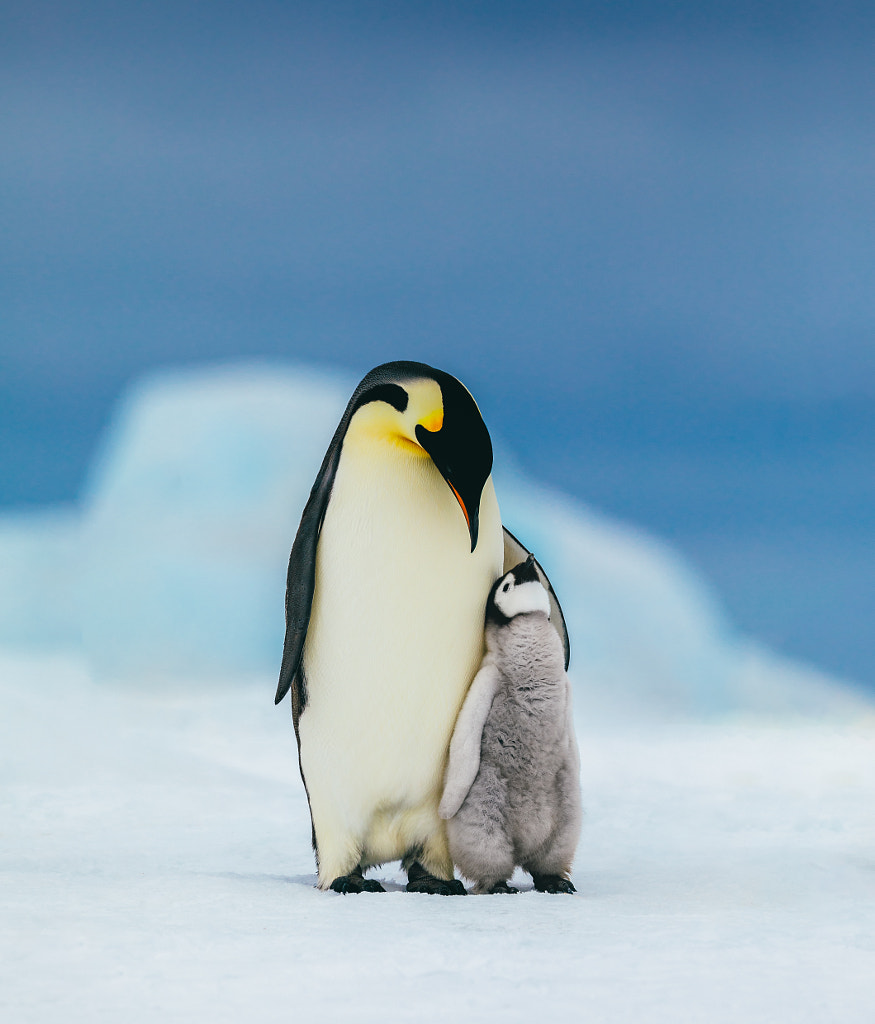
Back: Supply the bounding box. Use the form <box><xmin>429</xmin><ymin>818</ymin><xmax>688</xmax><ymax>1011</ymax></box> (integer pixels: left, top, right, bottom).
<box><xmin>487</xmin><ymin>881</ymin><xmax>519</xmax><ymax>894</ymax></box>
<box><xmin>329</xmin><ymin>874</ymin><xmax>361</xmax><ymax>893</ymax></box>
<box><xmin>407</xmin><ymin>879</ymin><xmax>467</xmax><ymax>896</ymax></box>
<box><xmin>406</xmin><ymin>861</ymin><xmax>467</xmax><ymax>895</ymax></box>
<box><xmin>360</xmin><ymin>878</ymin><xmax>386</xmax><ymax>892</ymax></box>
<box><xmin>531</xmin><ymin>874</ymin><xmax>576</xmax><ymax>894</ymax></box>
<box><xmin>329</xmin><ymin>867</ymin><xmax>386</xmax><ymax>894</ymax></box>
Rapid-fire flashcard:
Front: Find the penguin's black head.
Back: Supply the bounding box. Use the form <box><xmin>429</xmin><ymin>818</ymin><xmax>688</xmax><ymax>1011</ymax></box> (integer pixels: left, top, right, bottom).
<box><xmin>346</xmin><ymin>361</ymin><xmax>493</xmax><ymax>552</ymax></box>
<box><xmin>486</xmin><ymin>555</ymin><xmax>551</xmax><ymax>624</ymax></box>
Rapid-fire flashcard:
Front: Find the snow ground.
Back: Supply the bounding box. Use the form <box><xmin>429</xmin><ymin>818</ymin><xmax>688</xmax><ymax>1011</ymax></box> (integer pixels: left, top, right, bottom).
<box><xmin>3</xmin><ymin>652</ymin><xmax>874</xmax><ymax>1023</ymax></box>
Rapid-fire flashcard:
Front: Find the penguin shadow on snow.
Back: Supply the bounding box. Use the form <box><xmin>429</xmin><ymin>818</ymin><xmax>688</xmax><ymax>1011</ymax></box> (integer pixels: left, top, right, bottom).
<box><xmin>302</xmin><ymin>871</ymin><xmax>578</xmax><ymax>896</ymax></box>
<box><xmin>198</xmin><ymin>871</ymin><xmax>409</xmax><ymax>893</ymax></box>
<box><xmin>209</xmin><ymin>873</ymin><xmax>582</xmax><ymax>896</ymax></box>
<box><xmin>200</xmin><ymin>871</ymin><xmax>319</xmax><ymax>888</ymax></box>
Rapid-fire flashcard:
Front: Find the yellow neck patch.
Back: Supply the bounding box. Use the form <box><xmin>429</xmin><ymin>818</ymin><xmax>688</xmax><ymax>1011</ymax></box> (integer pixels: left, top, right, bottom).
<box><xmin>345</xmin><ymin>377</ymin><xmax>444</xmax><ymax>456</ymax></box>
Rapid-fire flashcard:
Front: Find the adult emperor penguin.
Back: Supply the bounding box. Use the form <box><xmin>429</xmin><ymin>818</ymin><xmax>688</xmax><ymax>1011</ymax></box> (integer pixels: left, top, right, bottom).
<box><xmin>275</xmin><ymin>361</ymin><xmax>569</xmax><ymax>895</ymax></box>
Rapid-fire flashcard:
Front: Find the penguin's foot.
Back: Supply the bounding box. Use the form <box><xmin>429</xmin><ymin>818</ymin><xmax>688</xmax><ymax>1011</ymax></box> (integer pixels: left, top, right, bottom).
<box><xmin>486</xmin><ymin>880</ymin><xmax>519</xmax><ymax>895</ymax></box>
<box><xmin>405</xmin><ymin>861</ymin><xmax>467</xmax><ymax>896</ymax></box>
<box><xmin>531</xmin><ymin>873</ymin><xmax>576</xmax><ymax>894</ymax></box>
<box><xmin>328</xmin><ymin>865</ymin><xmax>386</xmax><ymax>894</ymax></box>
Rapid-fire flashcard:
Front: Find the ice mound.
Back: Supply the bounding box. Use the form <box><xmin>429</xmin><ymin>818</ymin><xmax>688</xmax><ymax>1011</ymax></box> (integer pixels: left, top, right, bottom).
<box><xmin>78</xmin><ymin>365</ymin><xmax>350</xmax><ymax>678</ymax></box>
<box><xmin>0</xmin><ymin>508</ymin><xmax>81</xmax><ymax>651</ymax></box>
<box><xmin>0</xmin><ymin>363</ymin><xmax>865</xmax><ymax>717</ymax></box>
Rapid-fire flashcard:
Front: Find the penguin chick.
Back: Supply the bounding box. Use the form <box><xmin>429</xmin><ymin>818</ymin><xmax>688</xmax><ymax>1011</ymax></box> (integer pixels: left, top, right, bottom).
<box><xmin>439</xmin><ymin>555</ymin><xmax>582</xmax><ymax>894</ymax></box>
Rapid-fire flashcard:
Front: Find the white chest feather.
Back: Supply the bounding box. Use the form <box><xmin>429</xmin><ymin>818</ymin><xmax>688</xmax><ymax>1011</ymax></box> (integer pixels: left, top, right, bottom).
<box><xmin>299</xmin><ymin>437</ymin><xmax>503</xmax><ymax>839</ymax></box>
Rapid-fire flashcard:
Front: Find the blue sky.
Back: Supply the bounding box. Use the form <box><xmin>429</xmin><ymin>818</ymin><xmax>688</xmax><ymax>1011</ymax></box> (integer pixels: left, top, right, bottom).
<box><xmin>2</xmin><ymin>1</ymin><xmax>873</xmax><ymax>684</ymax></box>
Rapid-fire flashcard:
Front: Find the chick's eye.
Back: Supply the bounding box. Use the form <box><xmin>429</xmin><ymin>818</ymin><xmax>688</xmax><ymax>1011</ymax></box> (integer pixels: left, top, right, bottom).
<box><xmin>502</xmin><ymin>582</ymin><xmax>510</xmax><ymax>592</ymax></box>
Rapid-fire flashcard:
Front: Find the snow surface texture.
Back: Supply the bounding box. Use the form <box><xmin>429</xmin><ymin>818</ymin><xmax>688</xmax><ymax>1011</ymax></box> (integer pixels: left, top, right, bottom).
<box><xmin>0</xmin><ymin>362</ymin><xmax>862</xmax><ymax>716</ymax></box>
<box><xmin>2</xmin><ymin>652</ymin><xmax>874</xmax><ymax>1023</ymax></box>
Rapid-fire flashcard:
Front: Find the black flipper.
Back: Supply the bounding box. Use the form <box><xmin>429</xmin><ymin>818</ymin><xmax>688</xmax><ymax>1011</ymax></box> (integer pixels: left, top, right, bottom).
<box><xmin>274</xmin><ymin>436</ymin><xmax>342</xmax><ymax>710</ymax></box>
<box><xmin>502</xmin><ymin>527</ymin><xmax>571</xmax><ymax>671</ymax></box>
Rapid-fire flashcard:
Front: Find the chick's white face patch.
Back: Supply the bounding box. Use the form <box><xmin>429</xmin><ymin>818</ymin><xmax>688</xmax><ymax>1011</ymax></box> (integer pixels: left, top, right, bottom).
<box><xmin>494</xmin><ymin>576</ymin><xmax>551</xmax><ymax>619</ymax></box>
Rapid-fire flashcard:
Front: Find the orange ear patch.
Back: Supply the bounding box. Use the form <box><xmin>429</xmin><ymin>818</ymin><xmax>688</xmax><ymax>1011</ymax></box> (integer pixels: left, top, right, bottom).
<box><xmin>419</xmin><ymin>408</ymin><xmax>443</xmax><ymax>433</ymax></box>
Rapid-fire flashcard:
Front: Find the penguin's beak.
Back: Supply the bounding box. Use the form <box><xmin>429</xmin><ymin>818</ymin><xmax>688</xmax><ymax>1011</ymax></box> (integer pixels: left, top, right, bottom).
<box><xmin>414</xmin><ymin>421</ymin><xmax>482</xmax><ymax>553</ymax></box>
<box><xmin>513</xmin><ymin>552</ymin><xmax>540</xmax><ymax>585</ymax></box>
<box><xmin>447</xmin><ymin>482</ymin><xmax>479</xmax><ymax>552</ymax></box>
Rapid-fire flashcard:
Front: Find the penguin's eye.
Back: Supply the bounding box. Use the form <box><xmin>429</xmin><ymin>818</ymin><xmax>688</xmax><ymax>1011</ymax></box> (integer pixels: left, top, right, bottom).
<box><xmin>502</xmin><ymin>582</ymin><xmax>510</xmax><ymax>592</ymax></box>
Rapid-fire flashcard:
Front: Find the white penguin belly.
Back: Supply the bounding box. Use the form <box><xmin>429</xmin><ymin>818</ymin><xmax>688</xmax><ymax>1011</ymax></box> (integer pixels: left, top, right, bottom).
<box><xmin>299</xmin><ymin>441</ymin><xmax>503</xmax><ymax>873</ymax></box>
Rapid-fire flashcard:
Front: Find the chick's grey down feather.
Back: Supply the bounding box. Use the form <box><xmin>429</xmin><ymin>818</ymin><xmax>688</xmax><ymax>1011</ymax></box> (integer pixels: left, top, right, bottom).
<box><xmin>440</xmin><ymin>602</ymin><xmax>582</xmax><ymax>894</ymax></box>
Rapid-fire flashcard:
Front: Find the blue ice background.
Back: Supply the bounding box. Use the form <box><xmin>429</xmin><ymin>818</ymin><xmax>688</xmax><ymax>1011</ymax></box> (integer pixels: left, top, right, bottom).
<box><xmin>2</xmin><ymin>2</ymin><xmax>873</xmax><ymax>686</ymax></box>
<box><xmin>2</xmin><ymin>363</ymin><xmax>863</xmax><ymax>718</ymax></box>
